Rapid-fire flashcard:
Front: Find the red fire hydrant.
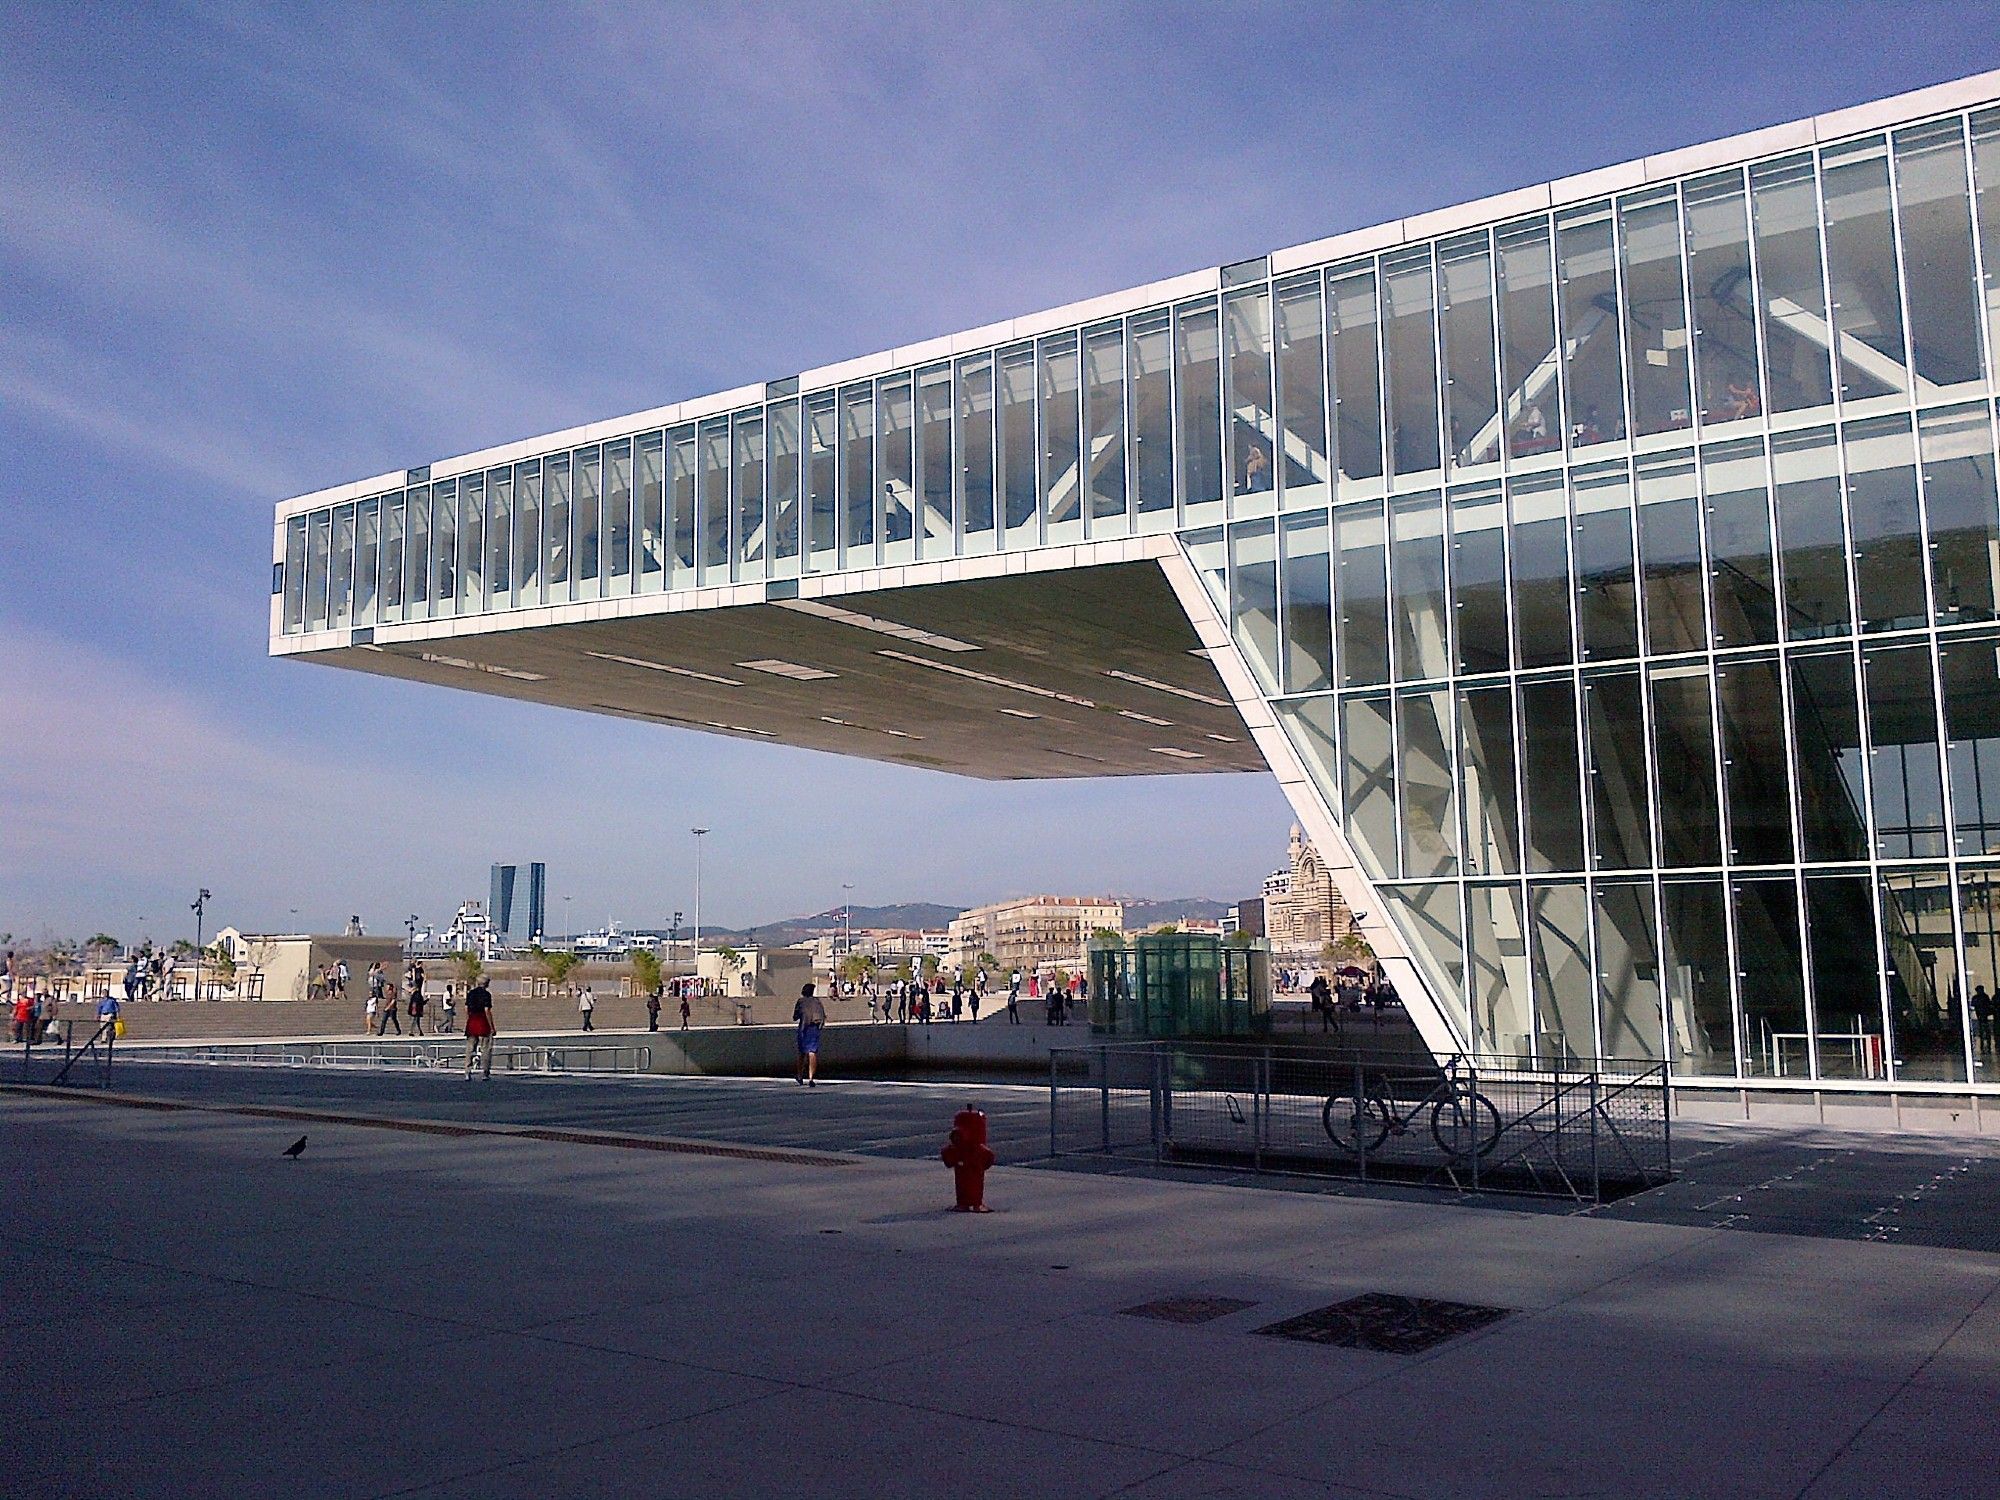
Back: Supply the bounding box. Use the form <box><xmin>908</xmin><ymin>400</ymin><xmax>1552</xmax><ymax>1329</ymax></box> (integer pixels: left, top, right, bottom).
<box><xmin>941</xmin><ymin>1106</ymin><xmax>996</xmax><ymax>1212</ymax></box>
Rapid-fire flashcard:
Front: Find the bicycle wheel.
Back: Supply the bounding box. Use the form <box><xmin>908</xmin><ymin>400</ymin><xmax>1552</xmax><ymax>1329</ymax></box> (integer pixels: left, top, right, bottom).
<box><xmin>1430</xmin><ymin>1090</ymin><xmax>1503</xmax><ymax>1161</ymax></box>
<box><xmin>1322</xmin><ymin>1092</ymin><xmax>1392</xmax><ymax>1153</ymax></box>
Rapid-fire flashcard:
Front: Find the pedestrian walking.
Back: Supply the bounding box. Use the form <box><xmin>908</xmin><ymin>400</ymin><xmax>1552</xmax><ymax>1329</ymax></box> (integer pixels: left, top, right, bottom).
<box><xmin>364</xmin><ymin>990</ymin><xmax>379</xmax><ymax>1034</ymax></box>
<box><xmin>646</xmin><ymin>988</ymin><xmax>662</xmax><ymax>1032</ymax></box>
<box><xmin>463</xmin><ymin>977</ymin><xmax>496</xmax><ymax>1079</ymax></box>
<box><xmin>1310</xmin><ymin>973</ymin><xmax>1336</xmax><ymax>1034</ymax></box>
<box><xmin>968</xmin><ymin>987</ymin><xmax>980</xmax><ymax>1023</ymax></box>
<box><xmin>679</xmin><ymin>990</ymin><xmax>692</xmax><ymax>1029</ymax></box>
<box><xmin>793</xmin><ymin>982</ymin><xmax>826</xmax><ymax>1087</ymax></box>
<box><xmin>578</xmin><ymin>986</ymin><xmax>595</xmax><ymax>1031</ymax></box>
<box><xmin>378</xmin><ymin>980</ymin><xmax>402</xmax><ymax>1035</ymax></box>
<box><xmin>335</xmin><ymin>958</ymin><xmax>350</xmax><ymax>999</ymax></box>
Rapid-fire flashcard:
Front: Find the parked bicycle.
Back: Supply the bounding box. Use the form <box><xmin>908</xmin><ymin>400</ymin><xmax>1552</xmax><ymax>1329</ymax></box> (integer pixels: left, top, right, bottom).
<box><xmin>1321</xmin><ymin>1064</ymin><xmax>1503</xmax><ymax>1162</ymax></box>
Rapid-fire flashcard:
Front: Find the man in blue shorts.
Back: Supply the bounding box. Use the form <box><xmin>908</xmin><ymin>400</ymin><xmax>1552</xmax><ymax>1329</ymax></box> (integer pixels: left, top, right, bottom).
<box><xmin>793</xmin><ymin>981</ymin><xmax>826</xmax><ymax>1087</ymax></box>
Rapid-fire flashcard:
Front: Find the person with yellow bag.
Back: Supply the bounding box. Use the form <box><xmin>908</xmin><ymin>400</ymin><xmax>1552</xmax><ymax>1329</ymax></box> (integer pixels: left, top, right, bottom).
<box><xmin>97</xmin><ymin>990</ymin><xmax>125</xmax><ymax>1040</ymax></box>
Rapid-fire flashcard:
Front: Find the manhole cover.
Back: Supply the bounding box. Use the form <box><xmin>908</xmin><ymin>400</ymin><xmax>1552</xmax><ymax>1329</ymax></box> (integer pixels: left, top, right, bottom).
<box><xmin>1119</xmin><ymin>1295</ymin><xmax>1257</xmax><ymax>1325</ymax></box>
<box><xmin>1254</xmin><ymin>1294</ymin><xmax>1512</xmax><ymax>1354</ymax></box>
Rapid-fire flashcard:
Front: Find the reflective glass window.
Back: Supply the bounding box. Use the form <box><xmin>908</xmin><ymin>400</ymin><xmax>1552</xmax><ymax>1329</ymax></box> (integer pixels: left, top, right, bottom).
<box><xmin>1520</xmin><ymin>676</ymin><xmax>1586</xmax><ymax>873</ymax></box>
<box><xmin>734</xmin><ymin>418</ymin><xmax>767</xmax><ymax>572</ymax></box>
<box><xmin>1440</xmin><ymin>236</ymin><xmax>1500</xmax><ymax>472</ymax></box>
<box><xmin>1531</xmin><ymin>882</ymin><xmax>1595</xmax><ymax>1062</ymax></box>
<box><xmin>541</xmin><ymin>457</ymin><xmax>571</xmax><ymax>598</ymax></box>
<box><xmin>1717</xmin><ymin>654</ymin><xmax>1793</xmax><ymax>864</ymax></box>
<box><xmin>330</xmin><ymin>502</ymin><xmax>354</xmax><ymax>627</ymax></box>
<box><xmin>1278</xmin><ymin>511</ymin><xmax>1332</xmax><ymax>694</ymax></box>
<box><xmin>806</xmin><ymin>396</ymin><xmax>837</xmax><ymax>568</ymax></box>
<box><xmin>432</xmin><ymin>480</ymin><xmax>457</xmax><ymax>614</ymax></box>
<box><xmin>1735</xmin><ymin>874</ymin><xmax>1808</xmax><ymax>1077</ymax></box>
<box><xmin>1772</xmin><ymin>427</ymin><xmax>1850</xmax><ymax>639</ymax></box>
<box><xmin>305</xmin><ymin>508</ymin><xmax>331</xmax><ymax>630</ymax></box>
<box><xmin>1083</xmin><ymin>329</ymin><xmax>1127</xmax><ymax>528</ymax></box>
<box><xmin>407</xmin><ymin>483</ymin><xmax>431</xmax><ymax>616</ymax></box>
<box><xmin>1650</xmin><ymin>664</ymin><xmax>1724</xmax><ymax>866</ymax></box>
<box><xmin>634</xmin><ymin>437</ymin><xmax>662</xmax><ymax>591</ymax></box>
<box><xmin>1822</xmin><ymin>136</ymin><xmax>1910</xmax><ymax>406</ymax></box>
<box><xmin>571</xmin><ymin>451</ymin><xmax>597</xmax><ymax>592</ymax></box>
<box><xmin>1449</xmin><ymin>482</ymin><xmax>1509</xmax><ymax>674</ymax></box>
<box><xmin>1276</xmin><ymin>696</ymin><xmax>1337</xmax><ymax>798</ymax></box>
<box><xmin>517</xmin><ymin>458</ymin><xmax>544</xmax><ymax>604</ymax></box>
<box><xmin>1586</xmin><ymin>670</ymin><xmax>1652</xmax><ymax>870</ymax></box>
<box><xmin>1846</xmin><ymin>414</ymin><xmax>1925</xmax><ymax>632</ymax></box>
<box><xmin>1130</xmin><ymin>313</ymin><xmax>1175</xmax><ymax>524</ymax></box>
<box><xmin>283</xmin><ymin>514</ymin><xmax>307</xmax><ymax>632</ymax></box>
<box><xmin>1864</xmin><ymin>642</ymin><xmax>1947</xmax><ymax>859</ymax></box>
<box><xmin>958</xmin><ymin>357</ymin><xmax>997</xmax><ymax>549</ymax></box>
<box><xmin>1954</xmin><ymin>863</ymin><xmax>2000</xmax><ymax>1074</ymax></box>
<box><xmin>768</xmin><ymin>403</ymin><xmax>802</xmax><ymax>574</ymax></box>
<box><xmin>1572</xmin><ymin>464</ymin><xmax>1639</xmax><ymax>660</ymax></box>
<box><xmin>1459</xmin><ymin>682</ymin><xmax>1520</xmax><ymax>876</ymax></box>
<box><xmin>1333</xmin><ymin>500</ymin><xmax>1389</xmax><ymax>686</ymax></box>
<box><xmin>1939</xmin><ymin>632</ymin><xmax>2000</xmax><ymax>858</ymax></box>
<box><xmin>1557</xmin><ymin>206</ymin><xmax>1627</xmax><ymax>448</ymax></box>
<box><xmin>1274</xmin><ymin>277</ymin><xmax>1329</xmax><ymax>506</ymax></box>
<box><xmin>1893</xmin><ymin>121</ymin><xmax>1982</xmax><ymax>390</ymax></box>
<box><xmin>1382</xmin><ymin>884</ymin><xmax>1467</xmax><ymax>1040</ymax></box>
<box><xmin>998</xmin><ymin>348</ymin><xmax>1037</xmax><ymax>543</ymax></box>
<box><xmin>1040</xmin><ymin>335</ymin><xmax>1083</xmax><ymax>544</ymax></box>
<box><xmin>1881</xmin><ymin>866</ymin><xmax>1968</xmax><ymax>1082</ymax></box>
<box><xmin>1789</xmin><ymin>647</ymin><xmax>1869</xmax><ymax>863</ymax></box>
<box><xmin>1468</xmin><ymin>883</ymin><xmax>1533</xmax><ymax>1058</ymax></box>
<box><xmin>381</xmin><ymin>495</ymin><xmax>404</xmax><ymax>620</ymax></box>
<box><xmin>1635</xmin><ymin>453</ymin><xmax>1706</xmax><ymax>654</ymax></box>
<box><xmin>603</xmin><ymin>439</ymin><xmax>630</xmax><ymax>588</ymax></box>
<box><xmin>1663</xmin><ymin>877</ymin><xmax>1738</xmax><ymax>1075</ymax></box>
<box><xmin>1390</xmin><ymin>489</ymin><xmax>1448</xmax><ymax>681</ymax></box>
<box><xmin>1398</xmin><ymin>687</ymin><xmax>1459</xmax><ymax>878</ymax></box>
<box><xmin>456</xmin><ymin>475</ymin><xmax>483</xmax><ymax>613</ymax></box>
<box><xmin>1227</xmin><ymin>521</ymin><xmax>1280</xmax><ymax>694</ymax></box>
<box><xmin>1225</xmin><ymin>289</ymin><xmax>1276</xmax><ymax>512</ymax></box>
<box><xmin>355</xmin><ymin>498</ymin><xmax>378</xmax><ymax>624</ymax></box>
<box><xmin>1703</xmin><ymin>438</ymin><xmax>1780</xmax><ymax>646</ymax></box>
<box><xmin>880</xmin><ymin>382</ymin><xmax>915</xmax><ymax>563</ymax></box>
<box><xmin>1749</xmin><ymin>156</ymin><xmax>1835</xmax><ymax>413</ymax></box>
<box><xmin>1596</xmin><ymin>881</ymin><xmax>1665</xmax><ymax>1062</ymax></box>
<box><xmin>1382</xmin><ymin>251</ymin><xmax>1441</xmax><ymax>481</ymax></box>
<box><xmin>1497</xmin><ymin>221</ymin><xmax>1562</xmax><ymax>460</ymax></box>
<box><xmin>1684</xmin><ymin>171</ymin><xmax>1763</xmax><ymax>425</ymax></box>
<box><xmin>668</xmin><ymin>430</ymin><xmax>696</xmax><ymax>577</ymax></box>
<box><xmin>1618</xmin><ymin>192</ymin><xmax>1694</xmax><ymax>437</ymax></box>
<box><xmin>1508</xmin><ymin>474</ymin><xmax>1573</xmax><ymax>668</ymax></box>
<box><xmin>485</xmin><ymin>468</ymin><xmax>511</xmax><ymax>607</ymax></box>
<box><xmin>1340</xmin><ymin>694</ymin><xmax>1397</xmax><ymax>881</ymax></box>
<box><xmin>838</xmin><ymin>390</ymin><xmax>872</xmax><ymax>567</ymax></box>
<box><xmin>1329</xmin><ymin>269</ymin><xmax>1383</xmax><ymax>483</ymax></box>
<box><xmin>1921</xmin><ymin>404</ymin><xmax>2000</xmax><ymax>626</ymax></box>
<box><xmin>1974</xmin><ymin>112</ymin><xmax>2000</xmax><ymax>382</ymax></box>
<box><xmin>918</xmin><ymin>366</ymin><xmax>955</xmax><ymax>551</ymax></box>
<box><xmin>1807</xmin><ymin>873</ymin><xmax>1887</xmax><ymax>1080</ymax></box>
<box><xmin>1176</xmin><ymin>302</ymin><xmax>1223</xmax><ymax>524</ymax></box>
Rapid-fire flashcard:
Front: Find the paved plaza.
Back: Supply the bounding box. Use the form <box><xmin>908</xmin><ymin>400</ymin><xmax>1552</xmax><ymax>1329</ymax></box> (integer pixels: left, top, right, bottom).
<box><xmin>6</xmin><ymin>1068</ymin><xmax>2000</xmax><ymax>1498</ymax></box>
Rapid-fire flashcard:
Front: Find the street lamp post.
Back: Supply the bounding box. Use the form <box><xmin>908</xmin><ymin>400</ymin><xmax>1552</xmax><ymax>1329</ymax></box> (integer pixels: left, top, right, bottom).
<box><xmin>840</xmin><ymin>882</ymin><xmax>855</xmax><ymax>961</ymax></box>
<box><xmin>190</xmin><ymin>889</ymin><xmax>211</xmax><ymax>1002</ymax></box>
<box><xmin>691</xmin><ymin>828</ymin><xmax>709</xmax><ymax>973</ymax></box>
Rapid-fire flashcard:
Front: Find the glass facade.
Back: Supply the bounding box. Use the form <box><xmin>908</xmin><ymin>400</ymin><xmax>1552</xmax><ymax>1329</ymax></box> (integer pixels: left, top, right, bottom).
<box><xmin>277</xmin><ymin>94</ymin><xmax>2000</xmax><ymax>1092</ymax></box>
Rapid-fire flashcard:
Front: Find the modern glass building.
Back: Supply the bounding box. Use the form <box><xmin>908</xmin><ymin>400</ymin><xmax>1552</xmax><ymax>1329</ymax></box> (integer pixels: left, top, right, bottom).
<box><xmin>488</xmin><ymin>862</ymin><xmax>547</xmax><ymax>945</ymax></box>
<box><xmin>274</xmin><ymin>70</ymin><xmax>2000</xmax><ymax>1103</ymax></box>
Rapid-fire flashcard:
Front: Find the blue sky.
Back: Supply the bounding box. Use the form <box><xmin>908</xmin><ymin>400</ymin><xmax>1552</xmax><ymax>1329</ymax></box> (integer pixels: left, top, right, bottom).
<box><xmin>4</xmin><ymin>2</ymin><xmax>1996</xmax><ymax>945</ymax></box>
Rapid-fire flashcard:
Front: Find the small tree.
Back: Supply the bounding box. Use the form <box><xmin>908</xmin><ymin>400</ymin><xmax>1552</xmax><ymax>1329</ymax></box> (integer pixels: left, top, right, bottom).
<box><xmin>86</xmin><ymin>933</ymin><xmax>121</xmax><ymax>959</ymax></box>
<box><xmin>1224</xmin><ymin>928</ymin><xmax>1257</xmax><ymax>949</ymax></box>
<box><xmin>629</xmin><ymin>947</ymin><xmax>663</xmax><ymax>995</ymax></box>
<box><xmin>207</xmin><ymin>941</ymin><xmax>238</xmax><ymax>988</ymax></box>
<box><xmin>451</xmin><ymin>949</ymin><xmax>485</xmax><ymax>987</ymax></box>
<box><xmin>894</xmin><ymin>960</ymin><xmax>913</xmax><ymax>984</ymax></box>
<box><xmin>1329</xmin><ymin>933</ymin><xmax>1375</xmax><ymax>970</ymax></box>
<box><xmin>168</xmin><ymin>938</ymin><xmax>196</xmax><ymax>959</ymax></box>
<box><xmin>1088</xmin><ymin>926</ymin><xmax>1123</xmax><ymax>948</ymax></box>
<box><xmin>529</xmin><ymin>944</ymin><xmax>581</xmax><ymax>995</ymax></box>
<box><xmin>919</xmin><ymin>954</ymin><xmax>940</xmax><ymax>983</ymax></box>
<box><xmin>1151</xmin><ymin>923</ymin><xmax>1180</xmax><ymax>936</ymax></box>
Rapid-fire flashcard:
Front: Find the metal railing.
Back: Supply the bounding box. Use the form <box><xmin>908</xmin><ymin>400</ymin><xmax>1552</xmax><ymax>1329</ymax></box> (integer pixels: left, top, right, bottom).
<box><xmin>1048</xmin><ymin>1040</ymin><xmax>1672</xmax><ymax>1203</ymax></box>
<box><xmin>123</xmin><ymin>1039</ymin><xmax>653</xmax><ymax>1075</ymax></box>
<box><xmin>13</xmin><ymin>1018</ymin><xmax>118</xmax><ymax>1087</ymax></box>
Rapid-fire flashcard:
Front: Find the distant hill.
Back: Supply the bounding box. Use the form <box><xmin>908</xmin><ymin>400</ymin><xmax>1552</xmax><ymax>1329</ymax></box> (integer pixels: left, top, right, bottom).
<box><xmin>691</xmin><ymin>897</ymin><xmax>1230</xmax><ymax>947</ymax></box>
<box><xmin>1120</xmin><ymin>897</ymin><xmax>1233</xmax><ymax>930</ymax></box>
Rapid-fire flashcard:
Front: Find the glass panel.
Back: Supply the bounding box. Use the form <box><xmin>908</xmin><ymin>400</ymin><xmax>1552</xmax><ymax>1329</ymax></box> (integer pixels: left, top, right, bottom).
<box><xmin>958</xmin><ymin>357</ymin><xmax>997</xmax><ymax>549</ymax></box>
<box><xmin>700</xmin><ymin>418</ymin><xmax>734</xmax><ymax>578</ymax></box>
<box><xmin>1822</xmin><ymin>137</ymin><xmax>1909</xmax><ymax>405</ymax></box>
<box><xmin>1684</xmin><ymin>171</ymin><xmax>1764</xmax><ymax>425</ymax></box>
<box><xmin>1572</xmin><ymin>464</ymin><xmax>1638</xmax><ymax>660</ymax></box>
<box><xmin>354</xmin><ymin>498</ymin><xmax>378</xmax><ymax>624</ymax></box>
<box><xmin>1847</xmin><ymin>414</ymin><xmax>1925</xmax><ymax>632</ymax></box>
<box><xmin>1130</xmin><ymin>313</ymin><xmax>1175</xmax><ymax>524</ymax></box>
<box><xmin>1040</xmin><ymin>335</ymin><xmax>1083</xmax><ymax>544</ymax></box>
<box><xmin>1750</xmin><ymin>156</ymin><xmax>1836</xmax><ymax>414</ymax></box>
<box><xmin>1449</xmin><ymin>482</ymin><xmax>1509</xmax><ymax>674</ymax></box>
<box><xmin>407</xmin><ymin>483</ymin><xmax>431</xmax><ymax>618</ymax></box>
<box><xmin>457</xmin><ymin>475</ymin><xmax>483</xmax><ymax>613</ymax></box>
<box><xmin>919</xmin><ymin>366</ymin><xmax>955</xmax><ymax>551</ymax></box>
<box><xmin>1083</xmin><ymin>329</ymin><xmax>1127</xmax><ymax>528</ymax></box>
<box><xmin>305</xmin><ymin>509</ymin><xmax>330</xmax><ymax>630</ymax></box>
<box><xmin>1619</xmin><ymin>193</ymin><xmax>1693</xmax><ymax>437</ymax></box>
<box><xmin>1275</xmin><ymin>696</ymin><xmax>1337</xmax><ymax>802</ymax></box>
<box><xmin>1340</xmin><ymin>694</ymin><xmax>1397</xmax><ymax>881</ymax></box>
<box><xmin>1225</xmin><ymin>289</ymin><xmax>1276</xmax><ymax>510</ymax></box>
<box><xmin>1663</xmin><ymin>878</ymin><xmax>1737</xmax><ymax>1075</ymax></box>
<box><xmin>668</xmin><ymin>431</ymin><xmax>696</xmax><ymax>578</ymax></box>
<box><xmin>1508</xmin><ymin>474</ymin><xmax>1573</xmax><ymax>668</ymax></box>
<box><xmin>634</xmin><ymin>437</ymin><xmax>662</xmax><ymax>590</ymax></box>
<box><xmin>1440</xmin><ymin>238</ymin><xmax>1500</xmax><ymax>471</ymax></box>
<box><xmin>1498</xmin><ymin>221</ymin><xmax>1562</xmax><ymax>460</ymax></box>
<box><xmin>283</xmin><ymin>514</ymin><xmax>307</xmax><ymax>633</ymax></box>
<box><xmin>735</xmin><ymin>417</ymin><xmax>767</xmax><ymax>571</ymax></box>
<box><xmin>1735</xmin><ymin>874</ymin><xmax>1807</xmax><ymax>1078</ymax></box>
<box><xmin>1275</xmin><ymin>278</ymin><xmax>1329</xmax><ymax>506</ymax></box>
<box><xmin>381</xmin><ymin>496</ymin><xmax>403</xmax><ymax>620</ymax></box>
<box><xmin>1278</xmin><ymin>511</ymin><xmax>1332</xmax><ymax>694</ymax></box>
<box><xmin>1789</xmin><ymin>647</ymin><xmax>1869</xmax><ymax>863</ymax></box>
<box><xmin>1940</xmin><ymin>632</ymin><xmax>2000</xmax><ymax>858</ymax></box>
<box><xmin>485</xmin><ymin>469</ymin><xmax>510</xmax><ymax>608</ymax></box>
<box><xmin>1382</xmin><ymin>251</ymin><xmax>1441</xmax><ymax>480</ymax></box>
<box><xmin>1717</xmin><ymin>654</ymin><xmax>1793</xmax><ymax>865</ymax></box>
<box><xmin>1953</xmin><ymin>864</ymin><xmax>1999</xmax><ymax>1078</ymax></box>
<box><xmin>1531</xmin><ymin>882</ymin><xmax>1595</xmax><ymax>1063</ymax></box>
<box><xmin>1651</xmin><ymin>665</ymin><xmax>1724</xmax><ymax>866</ymax></box>
<box><xmin>1177</xmin><ymin>302</ymin><xmax>1223</xmax><ymax>525</ymax></box>
<box><xmin>999</xmin><ymin>348</ymin><xmax>1037</xmax><ymax>543</ymax></box>
<box><xmin>1704</xmin><ymin>437</ymin><xmax>1780</xmax><ymax>646</ymax></box>
<box><xmin>1185</xmin><ymin>528</ymin><xmax>1226</xmax><ymax>615</ymax></box>
<box><xmin>1586</xmin><ymin>670</ymin><xmax>1651</xmax><ymax>870</ymax></box>
<box><xmin>1976</xmin><ymin>113</ymin><xmax>2000</xmax><ymax>382</ymax></box>
<box><xmin>1894</xmin><ymin>121</ymin><xmax>1982</xmax><ymax>390</ymax></box>
<box><xmin>769</xmin><ymin>402</ymin><xmax>802</xmax><ymax>574</ymax></box>
<box><xmin>603</xmin><ymin>440</ymin><xmax>630</xmax><ymax>589</ymax></box>
<box><xmin>1329</xmin><ymin>269</ymin><xmax>1383</xmax><ymax>483</ymax></box>
<box><xmin>1389</xmin><ymin>489</ymin><xmax>1448</xmax><ymax>681</ymax></box>
<box><xmin>330</xmin><ymin>502</ymin><xmax>354</xmax><ymax>628</ymax></box>
<box><xmin>1398</xmin><ymin>687</ymin><xmax>1458</xmax><ymax>879</ymax></box>
<box><xmin>806</xmin><ymin>396</ymin><xmax>837</xmax><ymax>569</ymax></box>
<box><xmin>838</xmin><ymin>390</ymin><xmax>873</xmax><ymax>566</ymax></box>
<box><xmin>432</xmin><ymin>480</ymin><xmax>456</xmax><ymax>615</ymax></box>
<box><xmin>1772</xmin><ymin>426</ymin><xmax>1849</xmax><ymax>639</ymax></box>
<box><xmin>1382</xmin><ymin>884</ymin><xmax>1466</xmax><ymax>1041</ymax></box>
<box><xmin>1459</xmin><ymin>682</ymin><xmax>1520</xmax><ymax>876</ymax></box>
<box><xmin>1467</xmin><ymin>883</ymin><xmax>1533</xmax><ymax>1058</ymax></box>
<box><xmin>1881</xmin><ymin>867</ymin><xmax>1967</xmax><ymax>1082</ymax></box>
<box><xmin>572</xmin><ymin>451</ymin><xmax>598</xmax><ymax>592</ymax></box>
<box><xmin>1921</xmin><ymin>404</ymin><xmax>2000</xmax><ymax>626</ymax></box>
<box><xmin>1333</xmin><ymin>500</ymin><xmax>1388</xmax><ymax>687</ymax></box>
<box><xmin>1807</xmin><ymin>873</ymin><xmax>1886</xmax><ymax>1080</ymax></box>
<box><xmin>1865</xmin><ymin>643</ymin><xmax>1947</xmax><ymax>860</ymax></box>
<box><xmin>1520</xmin><ymin>676</ymin><xmax>1585</xmax><ymax>873</ymax></box>
<box><xmin>1596</xmin><ymin>881</ymin><xmax>1665</xmax><ymax>1062</ymax></box>
<box><xmin>1635</xmin><ymin>453</ymin><xmax>1706</xmax><ymax>654</ymax></box>
<box><xmin>517</xmin><ymin>459</ymin><xmax>543</xmax><ymax>605</ymax></box>
<box><xmin>881</xmin><ymin>383</ymin><xmax>914</xmax><ymax>561</ymax></box>
<box><xmin>1227</xmin><ymin>521</ymin><xmax>1280</xmax><ymax>694</ymax></box>
<box><xmin>1557</xmin><ymin>206</ymin><xmax>1627</xmax><ymax>448</ymax></box>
